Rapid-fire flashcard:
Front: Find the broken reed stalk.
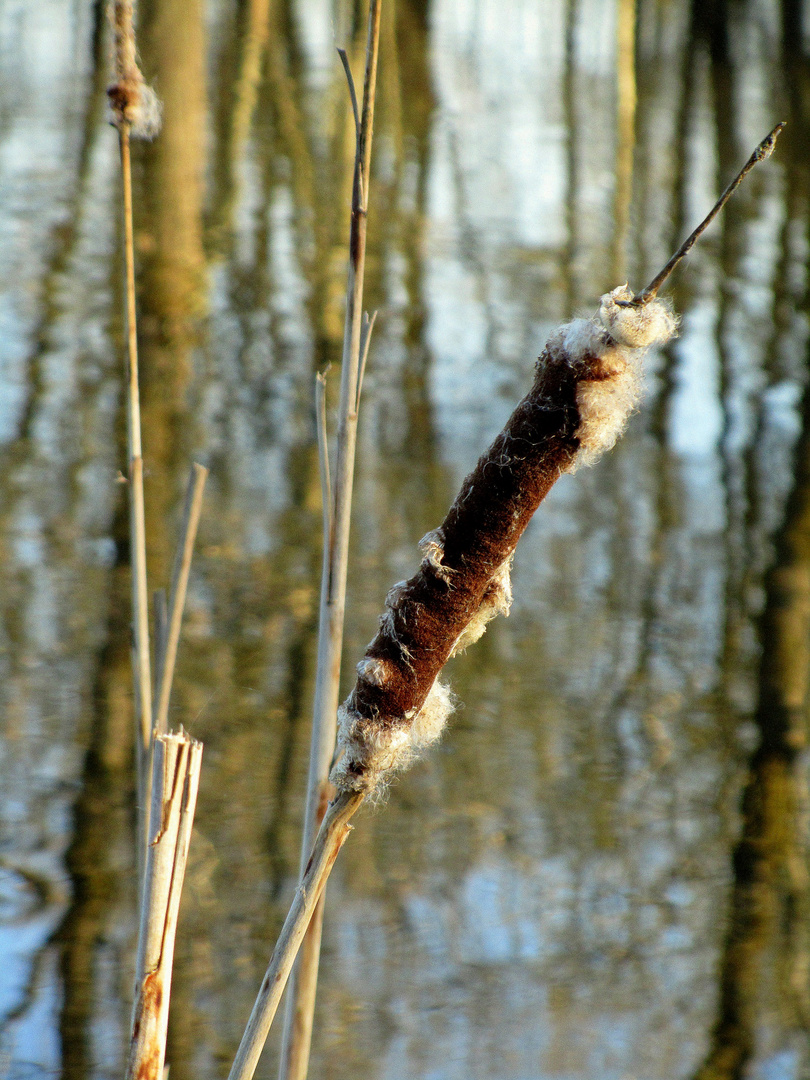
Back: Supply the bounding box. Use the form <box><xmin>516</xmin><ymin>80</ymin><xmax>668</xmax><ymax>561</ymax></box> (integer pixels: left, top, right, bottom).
<box><xmin>107</xmin><ymin>0</ymin><xmax>163</xmax><ymax>869</ymax></box>
<box><xmin>229</xmin><ymin>791</ymin><xmax>364</xmax><ymax>1080</ymax></box>
<box><xmin>227</xmin><ymin>123</ymin><xmax>784</xmax><ymax>1080</ymax></box>
<box><xmin>108</xmin><ymin>10</ymin><xmax>207</xmax><ymax>1079</ymax></box>
<box><xmin>126</xmin><ymin>731</ymin><xmax>203</xmax><ymax>1080</ymax></box>
<box><xmin>277</xmin><ymin>9</ymin><xmax>383</xmax><ymax>1080</ymax></box>
<box><xmin>153</xmin><ymin>463</ymin><xmax>208</xmax><ymax>735</ymax></box>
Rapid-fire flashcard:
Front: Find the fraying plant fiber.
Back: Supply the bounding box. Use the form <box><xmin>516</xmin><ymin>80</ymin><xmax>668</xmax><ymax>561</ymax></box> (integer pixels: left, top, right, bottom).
<box><xmin>564</xmin><ymin>285</ymin><xmax>678</xmax><ymax>471</ymax></box>
<box><xmin>331</xmin><ymin>679</ymin><xmax>455</xmax><ymax>795</ymax></box>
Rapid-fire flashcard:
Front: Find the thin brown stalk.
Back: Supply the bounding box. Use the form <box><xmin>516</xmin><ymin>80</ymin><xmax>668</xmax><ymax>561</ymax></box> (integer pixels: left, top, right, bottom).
<box><xmin>611</xmin><ymin>0</ymin><xmax>636</xmax><ymax>284</ymax></box>
<box><xmin>229</xmin><ymin>792</ymin><xmax>365</xmax><ymax>1080</ymax></box>
<box><xmin>278</xmin><ymin>7</ymin><xmax>382</xmax><ymax>1079</ymax></box>
<box><xmin>629</xmin><ymin>122</ymin><xmax>785</xmax><ymax>304</ymax></box>
<box><xmin>126</xmin><ymin>730</ymin><xmax>203</xmax><ymax>1080</ymax></box>
<box><xmin>153</xmin><ymin>463</ymin><xmax>209</xmax><ymax>735</ymax></box>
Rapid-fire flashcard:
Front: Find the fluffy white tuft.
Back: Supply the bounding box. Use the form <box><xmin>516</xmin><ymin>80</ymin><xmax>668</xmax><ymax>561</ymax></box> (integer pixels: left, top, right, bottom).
<box><xmin>600</xmin><ymin>285</ymin><xmax>679</xmax><ymax>348</ymax></box>
<box><xmin>356</xmin><ymin>657</ymin><xmax>392</xmax><ymax>687</ymax></box>
<box><xmin>408</xmin><ymin>679</ymin><xmax>454</xmax><ymax>751</ymax></box>
<box><xmin>331</xmin><ymin>679</ymin><xmax>454</xmax><ymax>795</ymax></box>
<box><xmin>564</xmin><ymin>285</ymin><xmax>678</xmax><ymax>472</ymax></box>
<box><xmin>130</xmin><ymin>83</ymin><xmax>163</xmax><ymax>140</ymax></box>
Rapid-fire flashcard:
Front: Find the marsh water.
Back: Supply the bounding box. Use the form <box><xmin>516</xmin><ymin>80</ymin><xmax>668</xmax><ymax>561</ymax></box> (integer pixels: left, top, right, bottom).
<box><xmin>1</xmin><ymin>0</ymin><xmax>810</xmax><ymax>1077</ymax></box>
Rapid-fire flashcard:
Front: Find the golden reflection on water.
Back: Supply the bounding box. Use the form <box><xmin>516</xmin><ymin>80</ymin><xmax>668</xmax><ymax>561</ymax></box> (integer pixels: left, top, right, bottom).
<box><xmin>0</xmin><ymin>0</ymin><xmax>808</xmax><ymax>1078</ymax></box>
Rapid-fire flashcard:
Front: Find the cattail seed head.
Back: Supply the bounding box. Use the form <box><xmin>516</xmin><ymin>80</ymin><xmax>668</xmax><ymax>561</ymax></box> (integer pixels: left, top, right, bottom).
<box><xmin>330</xmin><ymin>284</ymin><xmax>678</xmax><ymax>797</ymax></box>
<box><xmin>107</xmin><ymin>0</ymin><xmax>162</xmax><ymax>139</ymax></box>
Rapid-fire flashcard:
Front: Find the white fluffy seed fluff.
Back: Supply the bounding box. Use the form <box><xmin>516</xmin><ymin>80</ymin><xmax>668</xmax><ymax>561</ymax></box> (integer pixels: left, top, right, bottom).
<box><xmin>108</xmin><ymin>74</ymin><xmax>163</xmax><ymax>140</ymax></box>
<box><xmin>129</xmin><ymin>83</ymin><xmax>163</xmax><ymax>140</ymax></box>
<box><xmin>562</xmin><ymin>285</ymin><xmax>678</xmax><ymax>472</ymax></box>
<box><xmin>356</xmin><ymin>656</ymin><xmax>392</xmax><ymax>688</ymax></box>
<box><xmin>450</xmin><ymin>556</ymin><xmax>513</xmax><ymax>656</ymax></box>
<box><xmin>331</xmin><ymin>679</ymin><xmax>454</xmax><ymax>795</ymax></box>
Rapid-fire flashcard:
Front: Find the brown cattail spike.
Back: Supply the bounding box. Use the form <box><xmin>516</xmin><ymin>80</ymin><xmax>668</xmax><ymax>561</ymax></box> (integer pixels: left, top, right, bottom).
<box><xmin>331</xmin><ymin>286</ymin><xmax>679</xmax><ymax>796</ymax></box>
<box><xmin>625</xmin><ymin>122</ymin><xmax>786</xmax><ymax>307</ymax></box>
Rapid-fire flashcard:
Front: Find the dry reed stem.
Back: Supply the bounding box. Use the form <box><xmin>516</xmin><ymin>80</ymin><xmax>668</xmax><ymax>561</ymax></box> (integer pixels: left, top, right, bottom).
<box><xmin>108</xmin><ymin>0</ymin><xmax>163</xmax><ymax>876</ymax></box>
<box><xmin>153</xmin><ymin>463</ymin><xmax>208</xmax><ymax>735</ymax></box>
<box><xmin>315</xmin><ymin>371</ymin><xmax>332</xmax><ymax>560</ymax></box>
<box><xmin>153</xmin><ymin>588</ymin><xmax>168</xmax><ymax>714</ymax></box>
<box><xmin>279</xmin><ymin>8</ymin><xmax>383</xmax><ymax>1079</ymax></box>
<box><xmin>126</xmin><ymin>731</ymin><xmax>203</xmax><ymax>1080</ymax></box>
<box><xmin>229</xmin><ymin>792</ymin><xmax>365</xmax><ymax>1080</ymax></box>
<box><xmin>233</xmin><ymin>124</ymin><xmax>783</xmax><ymax>1080</ymax></box>
<box><xmin>119</xmin><ymin>119</ymin><xmax>153</xmax><ymax>867</ymax></box>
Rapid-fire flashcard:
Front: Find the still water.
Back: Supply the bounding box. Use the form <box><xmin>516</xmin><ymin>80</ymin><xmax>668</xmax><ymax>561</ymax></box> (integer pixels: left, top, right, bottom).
<box><xmin>0</xmin><ymin>0</ymin><xmax>809</xmax><ymax>1077</ymax></box>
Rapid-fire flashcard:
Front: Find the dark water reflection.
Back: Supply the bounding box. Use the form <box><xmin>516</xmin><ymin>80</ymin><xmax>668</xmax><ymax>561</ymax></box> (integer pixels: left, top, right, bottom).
<box><xmin>0</xmin><ymin>0</ymin><xmax>809</xmax><ymax>1077</ymax></box>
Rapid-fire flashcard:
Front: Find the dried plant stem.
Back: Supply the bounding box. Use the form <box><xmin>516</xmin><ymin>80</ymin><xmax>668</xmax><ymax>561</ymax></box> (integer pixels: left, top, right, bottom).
<box><xmin>153</xmin><ymin>588</ymin><xmax>168</xmax><ymax>714</ymax></box>
<box><xmin>126</xmin><ymin>731</ymin><xmax>203</xmax><ymax>1080</ymax></box>
<box><xmin>229</xmin><ymin>792</ymin><xmax>365</xmax><ymax>1080</ymax></box>
<box><xmin>153</xmin><ymin>463</ymin><xmax>208</xmax><ymax>735</ymax></box>
<box><xmin>119</xmin><ymin>123</ymin><xmax>153</xmax><ymax>858</ymax></box>
<box><xmin>315</xmin><ymin>371</ymin><xmax>332</xmax><ymax>559</ymax></box>
<box><xmin>278</xmin><ymin>8</ymin><xmax>382</xmax><ymax>1080</ymax></box>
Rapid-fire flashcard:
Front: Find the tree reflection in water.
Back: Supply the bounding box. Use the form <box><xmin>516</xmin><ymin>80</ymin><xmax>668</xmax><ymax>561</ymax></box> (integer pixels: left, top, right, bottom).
<box><xmin>0</xmin><ymin>0</ymin><xmax>807</xmax><ymax>1077</ymax></box>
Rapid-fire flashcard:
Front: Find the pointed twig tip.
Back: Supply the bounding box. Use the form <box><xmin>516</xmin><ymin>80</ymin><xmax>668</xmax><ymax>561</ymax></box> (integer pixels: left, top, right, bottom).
<box><xmin>626</xmin><ymin>122</ymin><xmax>786</xmax><ymax>307</ymax></box>
<box><xmin>337</xmin><ymin>48</ymin><xmax>360</xmax><ymax>141</ymax></box>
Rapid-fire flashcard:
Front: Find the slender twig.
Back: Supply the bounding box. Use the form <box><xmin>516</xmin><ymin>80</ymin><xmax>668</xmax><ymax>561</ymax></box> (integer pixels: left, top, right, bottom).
<box><xmin>336</xmin><ymin>48</ymin><xmax>360</xmax><ymax>144</ymax></box>
<box><xmin>277</xmin><ymin>8</ymin><xmax>383</xmax><ymax>1079</ymax></box>
<box><xmin>109</xmin><ymin>0</ymin><xmax>155</xmax><ymax>872</ymax></box>
<box><xmin>153</xmin><ymin>463</ymin><xmax>208</xmax><ymax>735</ymax></box>
<box><xmin>628</xmin><ymin>123</ymin><xmax>785</xmax><ymax>305</ymax></box>
<box><xmin>315</xmin><ymin>371</ymin><xmax>333</xmax><ymax>562</ymax></box>
<box><xmin>229</xmin><ymin>792</ymin><xmax>365</xmax><ymax>1080</ymax></box>
<box><xmin>153</xmin><ymin>588</ymin><xmax>168</xmax><ymax>710</ymax></box>
<box><xmin>126</xmin><ymin>731</ymin><xmax>203</xmax><ymax>1080</ymax></box>
<box><xmin>355</xmin><ymin>309</ymin><xmax>377</xmax><ymax>413</ymax></box>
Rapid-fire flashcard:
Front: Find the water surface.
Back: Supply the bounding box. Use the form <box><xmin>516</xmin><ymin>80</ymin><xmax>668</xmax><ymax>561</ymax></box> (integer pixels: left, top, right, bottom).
<box><xmin>0</xmin><ymin>1</ymin><xmax>808</xmax><ymax>1078</ymax></box>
